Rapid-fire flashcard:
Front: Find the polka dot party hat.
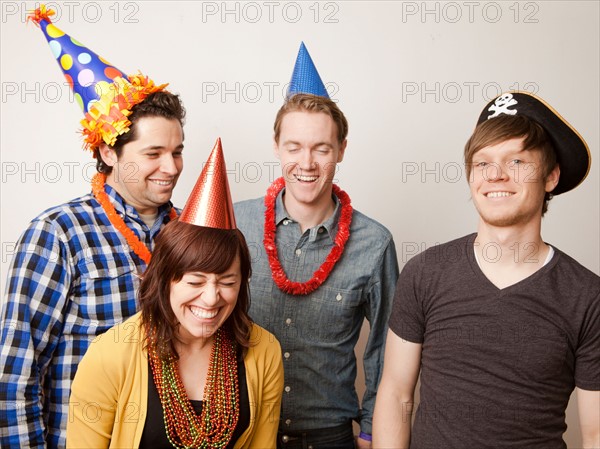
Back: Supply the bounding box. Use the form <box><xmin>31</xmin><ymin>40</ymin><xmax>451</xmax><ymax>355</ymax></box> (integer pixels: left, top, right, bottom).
<box><xmin>27</xmin><ymin>5</ymin><xmax>168</xmax><ymax>151</ymax></box>
<box><xmin>287</xmin><ymin>42</ymin><xmax>329</xmax><ymax>99</ymax></box>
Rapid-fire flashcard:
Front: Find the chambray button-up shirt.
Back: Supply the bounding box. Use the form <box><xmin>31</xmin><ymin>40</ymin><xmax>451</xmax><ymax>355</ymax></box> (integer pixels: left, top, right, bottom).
<box><xmin>234</xmin><ymin>190</ymin><xmax>398</xmax><ymax>435</ymax></box>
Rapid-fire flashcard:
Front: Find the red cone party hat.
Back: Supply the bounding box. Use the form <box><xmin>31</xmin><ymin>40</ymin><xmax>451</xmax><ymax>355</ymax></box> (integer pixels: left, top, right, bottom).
<box><xmin>179</xmin><ymin>138</ymin><xmax>237</xmax><ymax>229</ymax></box>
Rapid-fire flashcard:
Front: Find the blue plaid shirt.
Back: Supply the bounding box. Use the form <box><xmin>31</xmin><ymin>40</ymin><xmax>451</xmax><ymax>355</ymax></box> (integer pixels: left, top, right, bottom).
<box><xmin>234</xmin><ymin>190</ymin><xmax>399</xmax><ymax>435</ymax></box>
<box><xmin>0</xmin><ymin>184</ymin><xmax>176</xmax><ymax>448</ymax></box>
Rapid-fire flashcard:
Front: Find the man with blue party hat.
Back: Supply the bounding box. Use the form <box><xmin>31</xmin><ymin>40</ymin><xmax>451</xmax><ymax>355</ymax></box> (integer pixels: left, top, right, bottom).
<box><xmin>0</xmin><ymin>5</ymin><xmax>186</xmax><ymax>448</ymax></box>
<box><xmin>373</xmin><ymin>92</ymin><xmax>599</xmax><ymax>448</ymax></box>
<box><xmin>235</xmin><ymin>42</ymin><xmax>399</xmax><ymax>448</ymax></box>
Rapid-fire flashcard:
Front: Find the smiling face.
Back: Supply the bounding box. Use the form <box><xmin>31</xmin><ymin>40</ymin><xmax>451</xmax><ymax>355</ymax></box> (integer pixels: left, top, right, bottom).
<box><xmin>469</xmin><ymin>137</ymin><xmax>559</xmax><ymax>229</ymax></box>
<box><xmin>275</xmin><ymin>111</ymin><xmax>346</xmax><ymax>214</ymax></box>
<box><xmin>170</xmin><ymin>256</ymin><xmax>241</xmax><ymax>343</ymax></box>
<box><xmin>101</xmin><ymin>116</ymin><xmax>184</xmax><ymax>215</ymax></box>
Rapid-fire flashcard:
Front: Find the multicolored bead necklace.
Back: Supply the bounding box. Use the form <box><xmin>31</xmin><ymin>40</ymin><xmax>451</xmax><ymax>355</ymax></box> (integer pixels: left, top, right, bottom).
<box><xmin>148</xmin><ymin>328</ymin><xmax>240</xmax><ymax>448</ymax></box>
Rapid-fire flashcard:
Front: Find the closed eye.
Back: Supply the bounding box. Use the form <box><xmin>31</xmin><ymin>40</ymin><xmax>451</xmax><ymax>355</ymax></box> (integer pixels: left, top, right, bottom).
<box><xmin>219</xmin><ymin>282</ymin><xmax>237</xmax><ymax>287</ymax></box>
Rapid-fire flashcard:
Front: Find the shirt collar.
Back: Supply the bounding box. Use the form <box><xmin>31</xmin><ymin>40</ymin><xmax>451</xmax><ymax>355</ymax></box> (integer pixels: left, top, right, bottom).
<box><xmin>102</xmin><ymin>182</ymin><xmax>174</xmax><ymax>222</ymax></box>
<box><xmin>275</xmin><ymin>188</ymin><xmax>341</xmax><ymax>243</ymax></box>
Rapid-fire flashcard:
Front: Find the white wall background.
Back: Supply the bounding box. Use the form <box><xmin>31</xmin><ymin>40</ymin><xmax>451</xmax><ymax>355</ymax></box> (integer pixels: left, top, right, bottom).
<box><xmin>1</xmin><ymin>1</ymin><xmax>598</xmax><ymax>447</ymax></box>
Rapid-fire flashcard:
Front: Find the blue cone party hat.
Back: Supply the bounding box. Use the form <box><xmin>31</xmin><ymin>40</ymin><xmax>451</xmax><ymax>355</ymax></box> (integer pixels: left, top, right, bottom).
<box><xmin>27</xmin><ymin>5</ymin><xmax>125</xmax><ymax>113</ymax></box>
<box><xmin>287</xmin><ymin>42</ymin><xmax>329</xmax><ymax>99</ymax></box>
<box><xmin>27</xmin><ymin>5</ymin><xmax>168</xmax><ymax>151</ymax></box>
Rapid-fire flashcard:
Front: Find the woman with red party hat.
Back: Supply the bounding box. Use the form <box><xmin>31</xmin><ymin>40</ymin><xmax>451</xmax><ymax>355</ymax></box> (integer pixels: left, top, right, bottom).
<box><xmin>68</xmin><ymin>140</ymin><xmax>284</xmax><ymax>449</ymax></box>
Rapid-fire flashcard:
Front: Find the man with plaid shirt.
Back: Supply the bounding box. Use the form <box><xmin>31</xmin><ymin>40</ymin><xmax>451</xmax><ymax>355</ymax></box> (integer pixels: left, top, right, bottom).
<box><xmin>0</xmin><ymin>91</ymin><xmax>186</xmax><ymax>448</ymax></box>
<box><xmin>0</xmin><ymin>7</ymin><xmax>186</xmax><ymax>448</ymax></box>
<box><xmin>0</xmin><ymin>90</ymin><xmax>186</xmax><ymax>448</ymax></box>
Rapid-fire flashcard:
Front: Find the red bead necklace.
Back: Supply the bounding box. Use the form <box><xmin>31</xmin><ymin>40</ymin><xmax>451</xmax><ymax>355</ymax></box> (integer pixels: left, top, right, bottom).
<box><xmin>148</xmin><ymin>328</ymin><xmax>239</xmax><ymax>448</ymax></box>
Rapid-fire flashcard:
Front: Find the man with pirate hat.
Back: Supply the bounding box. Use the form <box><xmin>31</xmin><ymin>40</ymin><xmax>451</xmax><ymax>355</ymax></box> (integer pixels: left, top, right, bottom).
<box><xmin>0</xmin><ymin>6</ymin><xmax>185</xmax><ymax>448</ymax></box>
<box><xmin>235</xmin><ymin>42</ymin><xmax>399</xmax><ymax>448</ymax></box>
<box><xmin>373</xmin><ymin>92</ymin><xmax>600</xmax><ymax>448</ymax></box>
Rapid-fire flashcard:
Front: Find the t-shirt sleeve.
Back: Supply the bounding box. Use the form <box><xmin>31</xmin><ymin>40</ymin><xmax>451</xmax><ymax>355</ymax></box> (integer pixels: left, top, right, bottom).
<box><xmin>574</xmin><ymin>290</ymin><xmax>600</xmax><ymax>390</ymax></box>
<box><xmin>388</xmin><ymin>255</ymin><xmax>426</xmax><ymax>344</ymax></box>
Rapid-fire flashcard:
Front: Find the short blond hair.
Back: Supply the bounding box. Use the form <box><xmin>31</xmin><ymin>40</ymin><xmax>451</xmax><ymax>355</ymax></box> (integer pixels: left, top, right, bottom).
<box><xmin>274</xmin><ymin>93</ymin><xmax>348</xmax><ymax>144</ymax></box>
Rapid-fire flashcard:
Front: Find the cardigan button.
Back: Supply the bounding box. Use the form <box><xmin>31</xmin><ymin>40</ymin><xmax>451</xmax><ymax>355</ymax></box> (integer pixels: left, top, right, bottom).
<box><xmin>282</xmin><ymin>435</ymin><xmax>290</xmax><ymax>443</ymax></box>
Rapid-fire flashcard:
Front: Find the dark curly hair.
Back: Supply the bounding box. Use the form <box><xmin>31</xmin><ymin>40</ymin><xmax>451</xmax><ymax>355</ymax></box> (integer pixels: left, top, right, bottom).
<box><xmin>94</xmin><ymin>90</ymin><xmax>186</xmax><ymax>174</ymax></box>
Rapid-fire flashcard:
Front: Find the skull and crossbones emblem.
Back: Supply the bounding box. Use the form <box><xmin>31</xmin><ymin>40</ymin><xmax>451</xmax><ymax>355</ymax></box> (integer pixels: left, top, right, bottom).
<box><xmin>487</xmin><ymin>93</ymin><xmax>518</xmax><ymax>119</ymax></box>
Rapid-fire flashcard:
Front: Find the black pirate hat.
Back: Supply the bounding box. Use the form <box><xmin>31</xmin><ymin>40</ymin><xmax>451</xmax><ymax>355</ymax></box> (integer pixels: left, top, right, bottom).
<box><xmin>477</xmin><ymin>92</ymin><xmax>590</xmax><ymax>195</ymax></box>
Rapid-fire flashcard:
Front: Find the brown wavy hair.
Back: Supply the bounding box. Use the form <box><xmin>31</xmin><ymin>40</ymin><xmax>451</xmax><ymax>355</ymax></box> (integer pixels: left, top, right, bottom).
<box><xmin>139</xmin><ymin>220</ymin><xmax>253</xmax><ymax>359</ymax></box>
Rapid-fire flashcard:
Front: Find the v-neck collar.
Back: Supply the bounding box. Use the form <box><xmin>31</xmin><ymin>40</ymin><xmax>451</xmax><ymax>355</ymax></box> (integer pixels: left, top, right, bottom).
<box><xmin>465</xmin><ymin>233</ymin><xmax>561</xmax><ymax>294</ymax></box>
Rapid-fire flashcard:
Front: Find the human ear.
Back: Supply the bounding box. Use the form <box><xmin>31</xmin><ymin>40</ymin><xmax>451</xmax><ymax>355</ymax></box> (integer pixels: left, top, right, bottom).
<box><xmin>98</xmin><ymin>144</ymin><xmax>118</xmax><ymax>167</ymax></box>
<box><xmin>545</xmin><ymin>164</ymin><xmax>560</xmax><ymax>192</ymax></box>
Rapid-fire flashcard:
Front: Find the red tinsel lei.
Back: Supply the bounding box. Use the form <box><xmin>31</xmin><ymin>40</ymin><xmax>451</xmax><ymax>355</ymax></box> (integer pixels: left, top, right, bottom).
<box><xmin>92</xmin><ymin>173</ymin><xmax>177</xmax><ymax>264</ymax></box>
<box><xmin>264</xmin><ymin>177</ymin><xmax>353</xmax><ymax>295</ymax></box>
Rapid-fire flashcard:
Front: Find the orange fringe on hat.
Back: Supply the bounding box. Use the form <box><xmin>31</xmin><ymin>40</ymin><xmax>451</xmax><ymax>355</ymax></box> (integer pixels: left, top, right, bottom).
<box><xmin>26</xmin><ymin>5</ymin><xmax>55</xmax><ymax>25</ymax></box>
<box><xmin>27</xmin><ymin>6</ymin><xmax>168</xmax><ymax>152</ymax></box>
<box><xmin>80</xmin><ymin>74</ymin><xmax>168</xmax><ymax>151</ymax></box>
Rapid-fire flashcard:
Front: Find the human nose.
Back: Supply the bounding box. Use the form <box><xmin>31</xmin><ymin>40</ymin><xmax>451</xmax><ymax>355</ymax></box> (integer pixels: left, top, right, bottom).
<box><xmin>201</xmin><ymin>283</ymin><xmax>220</xmax><ymax>306</ymax></box>
<box><xmin>160</xmin><ymin>154</ymin><xmax>179</xmax><ymax>175</ymax></box>
<box><xmin>484</xmin><ymin>162</ymin><xmax>508</xmax><ymax>182</ymax></box>
<box><xmin>298</xmin><ymin>149</ymin><xmax>316</xmax><ymax>171</ymax></box>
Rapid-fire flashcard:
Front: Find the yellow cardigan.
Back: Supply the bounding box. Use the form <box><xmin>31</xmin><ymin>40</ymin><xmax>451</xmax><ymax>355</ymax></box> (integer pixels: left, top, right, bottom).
<box><xmin>67</xmin><ymin>313</ymin><xmax>283</xmax><ymax>448</ymax></box>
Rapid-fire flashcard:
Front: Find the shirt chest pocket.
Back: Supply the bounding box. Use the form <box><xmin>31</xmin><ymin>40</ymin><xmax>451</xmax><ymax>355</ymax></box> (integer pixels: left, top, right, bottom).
<box><xmin>74</xmin><ymin>254</ymin><xmax>139</xmax><ymax>325</ymax></box>
<box><xmin>514</xmin><ymin>325</ymin><xmax>569</xmax><ymax>382</ymax></box>
<box><xmin>298</xmin><ymin>286</ymin><xmax>363</xmax><ymax>344</ymax></box>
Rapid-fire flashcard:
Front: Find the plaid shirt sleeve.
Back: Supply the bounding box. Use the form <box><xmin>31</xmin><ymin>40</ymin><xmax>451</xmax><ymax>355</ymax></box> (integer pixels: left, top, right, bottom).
<box><xmin>1</xmin><ymin>218</ymin><xmax>72</xmax><ymax>448</ymax></box>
